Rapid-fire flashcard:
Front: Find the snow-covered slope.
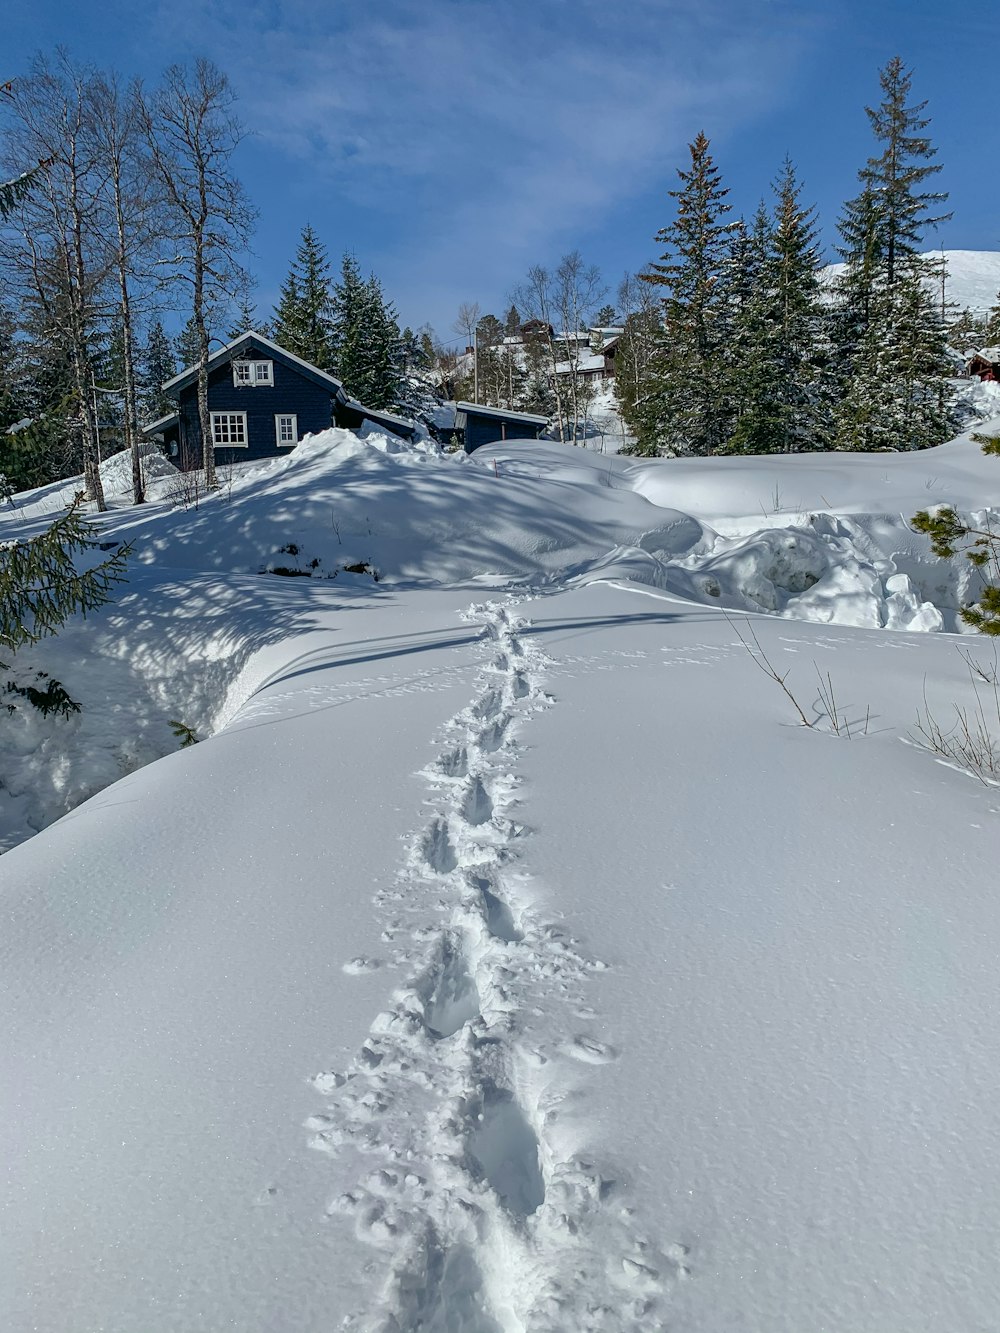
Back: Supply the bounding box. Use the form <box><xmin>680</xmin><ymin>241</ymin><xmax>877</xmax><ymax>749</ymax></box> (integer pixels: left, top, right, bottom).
<box><xmin>3</xmin><ymin>425</ymin><xmax>1000</xmax><ymax>1332</ymax></box>
<box><xmin>822</xmin><ymin>247</ymin><xmax>1000</xmax><ymax>317</ymax></box>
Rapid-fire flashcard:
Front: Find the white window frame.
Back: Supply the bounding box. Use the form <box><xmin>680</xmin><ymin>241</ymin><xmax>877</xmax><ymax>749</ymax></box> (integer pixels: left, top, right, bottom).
<box><xmin>275</xmin><ymin>413</ymin><xmax>298</xmax><ymax>447</ymax></box>
<box><xmin>210</xmin><ymin>411</ymin><xmax>248</xmax><ymax>448</ymax></box>
<box><xmin>232</xmin><ymin>359</ymin><xmax>273</xmax><ymax>387</ymax></box>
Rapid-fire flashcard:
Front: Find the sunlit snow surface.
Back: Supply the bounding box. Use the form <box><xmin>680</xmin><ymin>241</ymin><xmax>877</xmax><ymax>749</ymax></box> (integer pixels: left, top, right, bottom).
<box><xmin>2</xmin><ymin>425</ymin><xmax>1000</xmax><ymax>1331</ymax></box>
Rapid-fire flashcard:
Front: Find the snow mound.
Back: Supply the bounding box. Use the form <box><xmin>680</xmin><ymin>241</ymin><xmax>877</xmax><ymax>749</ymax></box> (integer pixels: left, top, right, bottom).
<box><xmin>671</xmin><ymin>516</ymin><xmax>944</xmax><ymax>631</ymax></box>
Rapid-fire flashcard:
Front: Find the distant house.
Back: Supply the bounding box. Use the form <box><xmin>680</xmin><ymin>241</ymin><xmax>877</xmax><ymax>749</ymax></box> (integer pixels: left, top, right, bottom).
<box><xmin>144</xmin><ymin>331</ymin><xmax>416</xmax><ymax>468</ymax></box>
<box><xmin>454</xmin><ymin>402</ymin><xmax>549</xmax><ymax>452</ymax></box>
<box><xmin>553</xmin><ymin>327</ymin><xmax>625</xmax><ymax>383</ymax></box>
<box><xmin>967</xmin><ymin>348</ymin><xmax>1000</xmax><ymax>382</ymax></box>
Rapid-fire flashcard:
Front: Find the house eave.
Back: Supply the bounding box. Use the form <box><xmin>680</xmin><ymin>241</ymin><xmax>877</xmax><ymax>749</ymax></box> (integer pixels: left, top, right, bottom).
<box><xmin>455</xmin><ymin>401</ymin><xmax>549</xmax><ymax>426</ymax></box>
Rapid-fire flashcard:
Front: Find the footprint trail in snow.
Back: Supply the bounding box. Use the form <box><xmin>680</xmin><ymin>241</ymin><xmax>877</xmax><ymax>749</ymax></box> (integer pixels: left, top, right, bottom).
<box><xmin>307</xmin><ymin>598</ymin><xmax>688</xmax><ymax>1331</ymax></box>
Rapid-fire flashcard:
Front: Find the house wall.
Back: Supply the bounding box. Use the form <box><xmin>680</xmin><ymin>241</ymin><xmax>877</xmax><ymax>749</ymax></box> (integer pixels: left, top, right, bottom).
<box><xmin>463</xmin><ymin>413</ymin><xmax>544</xmax><ymax>452</ymax></box>
<box><xmin>175</xmin><ymin>355</ymin><xmax>336</xmax><ymax>468</ymax></box>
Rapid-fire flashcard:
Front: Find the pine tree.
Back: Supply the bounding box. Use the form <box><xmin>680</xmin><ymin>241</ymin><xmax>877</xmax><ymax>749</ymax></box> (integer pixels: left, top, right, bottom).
<box><xmin>329</xmin><ymin>255</ymin><xmax>403</xmax><ymax>411</ymax></box>
<box><xmin>983</xmin><ymin>295</ymin><xmax>1000</xmax><ymax>347</ymax></box>
<box><xmin>173</xmin><ymin>315</ymin><xmax>201</xmax><ymax>372</ymax></box>
<box><xmin>833</xmin><ymin>59</ymin><xmax>953</xmax><ymax>451</ymax></box>
<box><xmin>860</xmin><ymin>57</ymin><xmax>950</xmax><ymax>290</ymax></box>
<box><xmin>635</xmin><ymin>133</ymin><xmax>734</xmax><ymax>455</ymax></box>
<box><xmin>594</xmin><ymin>304</ymin><xmax>617</xmax><ymax>327</ymax></box>
<box><xmin>139</xmin><ymin>321</ymin><xmax>176</xmax><ymax>421</ymax></box>
<box><xmin>724</xmin><ymin>205</ymin><xmax>782</xmax><ymax>454</ymax></box>
<box><xmin>227</xmin><ymin>293</ymin><xmax>268</xmax><ymax>340</ymax></box>
<box><xmin>272</xmin><ymin>225</ymin><xmax>335</xmax><ymax>369</ymax></box>
<box><xmin>727</xmin><ymin>162</ymin><xmax>829</xmax><ymax>454</ymax></box>
<box><xmin>364</xmin><ymin>273</ymin><xmax>404</xmax><ymax>411</ymax></box>
<box><xmin>835</xmin><ymin>256</ymin><xmax>955</xmax><ymax>451</ymax></box>
<box><xmin>1</xmin><ymin>499</ymin><xmax>128</xmax><ymax>652</ymax></box>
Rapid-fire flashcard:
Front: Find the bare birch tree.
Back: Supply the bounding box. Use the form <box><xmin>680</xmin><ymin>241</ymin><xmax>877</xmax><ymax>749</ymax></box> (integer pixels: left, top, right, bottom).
<box><xmin>2</xmin><ymin>54</ymin><xmax>109</xmax><ymax>508</ymax></box>
<box><xmin>141</xmin><ymin>60</ymin><xmax>254</xmax><ymax>489</ymax></box>
<box><xmin>90</xmin><ymin>71</ymin><xmax>161</xmax><ymax>504</ymax></box>
<box><xmin>453</xmin><ymin>300</ymin><xmax>481</xmax><ymax>400</ymax></box>
<box><xmin>515</xmin><ymin>253</ymin><xmax>605</xmax><ymax>441</ymax></box>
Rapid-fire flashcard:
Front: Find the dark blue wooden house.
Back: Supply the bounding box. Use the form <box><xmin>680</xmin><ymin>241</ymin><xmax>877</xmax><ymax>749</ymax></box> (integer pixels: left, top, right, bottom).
<box><xmin>455</xmin><ymin>402</ymin><xmax>550</xmax><ymax>453</ymax></box>
<box><xmin>145</xmin><ymin>332</ymin><xmax>416</xmax><ymax>467</ymax></box>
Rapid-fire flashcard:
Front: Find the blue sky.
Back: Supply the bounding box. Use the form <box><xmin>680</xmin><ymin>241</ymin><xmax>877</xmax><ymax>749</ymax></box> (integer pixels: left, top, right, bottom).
<box><xmin>6</xmin><ymin>0</ymin><xmax>995</xmax><ymax>342</ymax></box>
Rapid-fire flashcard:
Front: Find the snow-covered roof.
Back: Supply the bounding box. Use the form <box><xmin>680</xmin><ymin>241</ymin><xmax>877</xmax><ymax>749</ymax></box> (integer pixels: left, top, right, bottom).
<box><xmin>342</xmin><ymin>397</ymin><xmax>416</xmax><ymax>431</ymax></box>
<box><xmin>555</xmin><ymin>354</ymin><xmax>606</xmax><ymax>375</ymax></box>
<box><xmin>162</xmin><ymin>331</ymin><xmax>346</xmax><ymax>397</ymax></box>
<box><xmin>970</xmin><ymin>346</ymin><xmax>1000</xmax><ymax>362</ymax></box>
<box><xmin>142</xmin><ymin>412</ymin><xmax>179</xmax><ymax>436</ymax></box>
<box><xmin>455</xmin><ymin>401</ymin><xmax>550</xmax><ymax>425</ymax></box>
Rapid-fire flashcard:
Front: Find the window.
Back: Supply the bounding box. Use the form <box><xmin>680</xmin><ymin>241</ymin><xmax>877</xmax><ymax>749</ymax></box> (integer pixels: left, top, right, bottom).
<box><xmin>275</xmin><ymin>414</ymin><xmax>298</xmax><ymax>446</ymax></box>
<box><xmin>210</xmin><ymin>411</ymin><xmax>248</xmax><ymax>447</ymax></box>
<box><xmin>232</xmin><ymin>359</ymin><xmax>273</xmax><ymax>387</ymax></box>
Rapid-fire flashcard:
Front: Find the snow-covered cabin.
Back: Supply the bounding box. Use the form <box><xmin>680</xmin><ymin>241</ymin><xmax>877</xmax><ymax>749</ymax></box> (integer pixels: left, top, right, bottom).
<box><xmin>455</xmin><ymin>402</ymin><xmax>549</xmax><ymax>451</ymax></box>
<box><xmin>145</xmin><ymin>332</ymin><xmax>417</xmax><ymax>468</ymax></box>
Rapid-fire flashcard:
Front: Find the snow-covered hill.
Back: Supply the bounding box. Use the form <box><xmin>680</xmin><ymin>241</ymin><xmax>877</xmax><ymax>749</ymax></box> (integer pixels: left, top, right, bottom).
<box><xmin>822</xmin><ymin>247</ymin><xmax>1000</xmax><ymax>317</ymax></box>
<box><xmin>3</xmin><ymin>424</ymin><xmax>1000</xmax><ymax>1332</ymax></box>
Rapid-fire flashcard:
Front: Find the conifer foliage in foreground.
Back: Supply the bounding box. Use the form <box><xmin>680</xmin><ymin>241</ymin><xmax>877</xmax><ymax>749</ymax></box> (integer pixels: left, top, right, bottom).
<box><xmin>1</xmin><ymin>500</ymin><xmax>128</xmax><ymax>653</ymax></box>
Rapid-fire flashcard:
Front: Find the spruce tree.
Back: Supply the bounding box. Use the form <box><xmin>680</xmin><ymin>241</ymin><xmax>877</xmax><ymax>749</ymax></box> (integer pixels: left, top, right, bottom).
<box><xmin>635</xmin><ymin>132</ymin><xmax>734</xmax><ymax>455</ymax></box>
<box><xmin>859</xmin><ymin>56</ymin><xmax>950</xmax><ymax>290</ymax></box>
<box><xmin>329</xmin><ymin>255</ymin><xmax>403</xmax><ymax>411</ymax></box>
<box><xmin>835</xmin><ymin>255</ymin><xmax>955</xmax><ymax>451</ymax></box>
<box><xmin>174</xmin><ymin>316</ymin><xmax>202</xmax><ymax>372</ymax></box>
<box><xmin>227</xmin><ymin>294</ymin><xmax>268</xmax><ymax>340</ymax></box>
<box><xmin>1</xmin><ymin>500</ymin><xmax>128</xmax><ymax>652</ymax></box>
<box><xmin>139</xmin><ymin>321</ymin><xmax>177</xmax><ymax>421</ymax></box>
<box><xmin>833</xmin><ymin>59</ymin><xmax>953</xmax><ymax>451</ymax></box>
<box><xmin>725</xmin><ymin>205</ymin><xmax>782</xmax><ymax>454</ymax></box>
<box><xmin>272</xmin><ymin>225</ymin><xmax>335</xmax><ymax>369</ymax></box>
<box><xmin>730</xmin><ymin>157</ymin><xmax>832</xmax><ymax>453</ymax></box>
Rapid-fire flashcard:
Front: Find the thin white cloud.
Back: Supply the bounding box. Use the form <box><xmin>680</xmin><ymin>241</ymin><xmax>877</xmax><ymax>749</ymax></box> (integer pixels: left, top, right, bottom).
<box><xmin>153</xmin><ymin>0</ymin><xmax>816</xmax><ymax>326</ymax></box>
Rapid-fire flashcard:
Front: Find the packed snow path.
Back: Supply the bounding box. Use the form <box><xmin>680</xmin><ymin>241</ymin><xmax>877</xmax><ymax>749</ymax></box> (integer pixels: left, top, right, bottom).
<box><xmin>308</xmin><ymin>599</ymin><xmax>685</xmax><ymax>1330</ymax></box>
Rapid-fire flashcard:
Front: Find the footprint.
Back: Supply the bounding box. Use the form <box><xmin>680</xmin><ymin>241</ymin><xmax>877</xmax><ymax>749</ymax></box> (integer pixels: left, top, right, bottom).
<box><xmin>467</xmin><ymin>1083</ymin><xmax>545</xmax><ymax>1216</ymax></box>
<box><xmin>475</xmin><ymin>713</ymin><xmax>510</xmax><ymax>753</ymax></box>
<box><xmin>421</xmin><ymin>935</ymin><xmax>482</xmax><ymax>1038</ymax></box>
<box><xmin>562</xmin><ymin>1035</ymin><xmax>618</xmax><ymax>1064</ymax></box>
<box><xmin>461</xmin><ymin>776</ymin><xmax>494</xmax><ymax>827</ymax></box>
<box><xmin>472</xmin><ymin>688</ymin><xmax>504</xmax><ymax>720</ymax></box>
<box><xmin>510</xmin><ymin>672</ymin><xmax>530</xmax><ymax>700</ymax></box>
<box><xmin>437</xmin><ymin>746</ymin><xmax>469</xmax><ymax>777</ymax></box>
<box><xmin>420</xmin><ymin>817</ymin><xmax>457</xmax><ymax>874</ymax></box>
<box><xmin>469</xmin><ymin>872</ymin><xmax>522</xmax><ymax>943</ymax></box>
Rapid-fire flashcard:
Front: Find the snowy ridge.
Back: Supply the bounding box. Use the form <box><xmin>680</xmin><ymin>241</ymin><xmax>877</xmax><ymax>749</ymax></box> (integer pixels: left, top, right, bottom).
<box><xmin>308</xmin><ymin>599</ymin><xmax>685</xmax><ymax>1331</ymax></box>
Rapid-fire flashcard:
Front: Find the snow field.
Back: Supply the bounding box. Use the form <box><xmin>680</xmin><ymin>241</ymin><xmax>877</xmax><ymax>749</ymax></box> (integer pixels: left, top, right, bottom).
<box><xmin>308</xmin><ymin>600</ymin><xmax>684</xmax><ymax>1331</ymax></box>
<box><xmin>3</xmin><ymin>424</ymin><xmax>1000</xmax><ymax>1330</ymax></box>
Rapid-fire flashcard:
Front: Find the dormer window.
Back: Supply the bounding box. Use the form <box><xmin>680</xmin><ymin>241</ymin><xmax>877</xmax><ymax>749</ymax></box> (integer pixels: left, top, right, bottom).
<box><xmin>232</xmin><ymin>359</ymin><xmax>273</xmax><ymax>387</ymax></box>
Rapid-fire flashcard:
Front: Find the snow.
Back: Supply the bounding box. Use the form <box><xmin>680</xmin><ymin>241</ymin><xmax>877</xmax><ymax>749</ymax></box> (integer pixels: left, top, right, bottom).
<box><xmin>821</xmin><ymin>247</ymin><xmax>1000</xmax><ymax>316</ymax></box>
<box><xmin>3</xmin><ymin>421</ymin><xmax>1000</xmax><ymax>1331</ymax></box>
